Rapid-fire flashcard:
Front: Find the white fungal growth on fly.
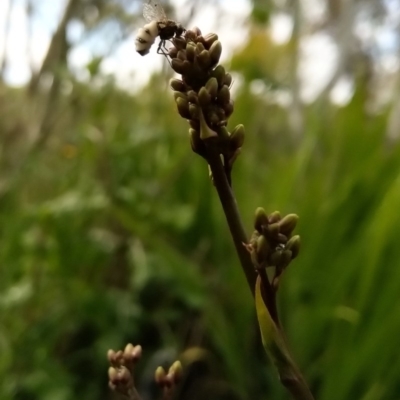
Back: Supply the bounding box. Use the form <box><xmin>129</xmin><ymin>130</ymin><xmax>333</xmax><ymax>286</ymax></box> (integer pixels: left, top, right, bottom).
<box><xmin>135</xmin><ymin>0</ymin><xmax>185</xmax><ymax>56</ymax></box>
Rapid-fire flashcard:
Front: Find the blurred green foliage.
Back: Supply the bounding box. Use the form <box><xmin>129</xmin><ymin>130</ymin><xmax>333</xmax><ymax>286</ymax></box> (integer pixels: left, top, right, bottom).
<box><xmin>1</xmin><ymin>1</ymin><xmax>400</xmax><ymax>399</ymax></box>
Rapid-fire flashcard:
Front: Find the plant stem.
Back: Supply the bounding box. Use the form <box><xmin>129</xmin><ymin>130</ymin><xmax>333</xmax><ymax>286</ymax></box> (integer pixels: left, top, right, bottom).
<box><xmin>205</xmin><ymin>143</ymin><xmax>315</xmax><ymax>400</ymax></box>
<box><xmin>205</xmin><ymin>143</ymin><xmax>256</xmax><ymax>295</ymax></box>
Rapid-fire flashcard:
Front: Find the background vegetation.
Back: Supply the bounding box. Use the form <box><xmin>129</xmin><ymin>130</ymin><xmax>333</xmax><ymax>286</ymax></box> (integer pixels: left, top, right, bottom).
<box><xmin>1</xmin><ymin>0</ymin><xmax>400</xmax><ymax>399</ymax></box>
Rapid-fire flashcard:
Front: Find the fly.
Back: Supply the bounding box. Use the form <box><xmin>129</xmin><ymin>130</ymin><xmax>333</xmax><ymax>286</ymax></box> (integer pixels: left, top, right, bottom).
<box><xmin>135</xmin><ymin>0</ymin><xmax>185</xmax><ymax>56</ymax></box>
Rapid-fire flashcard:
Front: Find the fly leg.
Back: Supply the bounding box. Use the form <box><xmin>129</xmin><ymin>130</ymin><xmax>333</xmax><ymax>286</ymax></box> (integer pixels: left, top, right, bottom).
<box><xmin>157</xmin><ymin>40</ymin><xmax>172</xmax><ymax>66</ymax></box>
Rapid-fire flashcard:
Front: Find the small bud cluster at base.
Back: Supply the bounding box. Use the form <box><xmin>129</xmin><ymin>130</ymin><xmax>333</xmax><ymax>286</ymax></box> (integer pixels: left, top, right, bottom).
<box><xmin>107</xmin><ymin>344</ymin><xmax>142</xmax><ymax>399</ymax></box>
<box><xmin>246</xmin><ymin>208</ymin><xmax>301</xmax><ymax>286</ymax></box>
<box><xmin>155</xmin><ymin>360</ymin><xmax>183</xmax><ymax>400</ymax></box>
<box><xmin>167</xmin><ymin>27</ymin><xmax>244</xmax><ymax>169</ymax></box>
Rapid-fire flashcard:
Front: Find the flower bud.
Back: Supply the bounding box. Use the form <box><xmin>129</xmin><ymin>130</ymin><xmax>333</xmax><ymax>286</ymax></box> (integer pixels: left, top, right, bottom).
<box><xmin>196</xmin><ymin>42</ymin><xmax>206</xmax><ymax>54</ymax></box>
<box><xmin>209</xmin><ymin>40</ymin><xmax>222</xmax><ymax>65</ymax></box>
<box><xmin>197</xmin><ymin>50</ymin><xmax>212</xmax><ymax>69</ymax></box>
<box><xmin>189</xmin><ymin>104</ymin><xmax>199</xmax><ymax>119</ymax></box>
<box><xmin>268</xmin><ymin>211</ymin><xmax>281</xmax><ymax>223</ymax></box>
<box><xmin>170</xmin><ymin>79</ymin><xmax>186</xmax><ymax>92</ymax></box>
<box><xmin>171</xmin><ymin>58</ymin><xmax>185</xmax><ymax>74</ymax></box>
<box><xmin>286</xmin><ymin>235</ymin><xmax>301</xmax><ymax>259</ymax></box>
<box><xmin>155</xmin><ymin>366</ymin><xmax>166</xmax><ymax>385</ymax></box>
<box><xmin>230</xmin><ymin>124</ymin><xmax>245</xmax><ymax>149</ymax></box>
<box><xmin>280</xmin><ymin>250</ymin><xmax>293</xmax><ymax>267</ymax></box>
<box><xmin>172</xmin><ymin>36</ymin><xmax>187</xmax><ymax>50</ymax></box>
<box><xmin>278</xmin><ymin>214</ymin><xmax>299</xmax><ymax>236</ymax></box>
<box><xmin>177</xmin><ymin>50</ymin><xmax>187</xmax><ymax>61</ymax></box>
<box><xmin>255</xmin><ymin>207</ymin><xmax>269</xmax><ymax>233</ymax></box>
<box><xmin>224</xmin><ymin>100</ymin><xmax>234</xmax><ymax>117</ymax></box>
<box><xmin>269</xmin><ymin>249</ymin><xmax>282</xmax><ymax>266</ymax></box>
<box><xmin>211</xmin><ymin>65</ymin><xmax>226</xmax><ymax>87</ymax></box>
<box><xmin>217</xmin><ymin>85</ymin><xmax>230</xmax><ymax>105</ymax></box>
<box><xmin>173</xmin><ymin>91</ymin><xmax>187</xmax><ymax>102</ymax></box>
<box><xmin>204</xmin><ymin>33</ymin><xmax>219</xmax><ymax>49</ymax></box>
<box><xmin>186</xmin><ymin>43</ymin><xmax>196</xmax><ymax>62</ymax></box>
<box><xmin>169</xmin><ymin>360</ymin><xmax>183</xmax><ymax>383</ymax></box>
<box><xmin>223</xmin><ymin>73</ymin><xmax>233</xmax><ymax>87</ymax></box>
<box><xmin>192</xmin><ymin>26</ymin><xmax>202</xmax><ymax>36</ymax></box>
<box><xmin>176</xmin><ymin>97</ymin><xmax>190</xmax><ymax>119</ymax></box>
<box><xmin>185</xmin><ymin>30</ymin><xmax>197</xmax><ymax>41</ymax></box>
<box><xmin>198</xmin><ymin>87</ymin><xmax>211</xmax><ymax>107</ymax></box>
<box><xmin>186</xmin><ymin>90</ymin><xmax>197</xmax><ymax>104</ymax></box>
<box><xmin>205</xmin><ymin>77</ymin><xmax>218</xmax><ymax>98</ymax></box>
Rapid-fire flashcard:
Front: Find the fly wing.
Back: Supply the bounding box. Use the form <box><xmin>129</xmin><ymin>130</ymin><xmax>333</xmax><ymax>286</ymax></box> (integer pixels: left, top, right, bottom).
<box><xmin>143</xmin><ymin>0</ymin><xmax>167</xmax><ymax>23</ymax></box>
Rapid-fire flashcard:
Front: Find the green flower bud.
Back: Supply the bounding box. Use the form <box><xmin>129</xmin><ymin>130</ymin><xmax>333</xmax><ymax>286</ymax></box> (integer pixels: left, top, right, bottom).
<box><xmin>223</xmin><ymin>73</ymin><xmax>233</xmax><ymax>87</ymax></box>
<box><xmin>268</xmin><ymin>249</ymin><xmax>282</xmax><ymax>266</ymax></box>
<box><xmin>230</xmin><ymin>124</ymin><xmax>245</xmax><ymax>149</ymax></box>
<box><xmin>224</xmin><ymin>100</ymin><xmax>234</xmax><ymax>117</ymax></box>
<box><xmin>265</xmin><ymin>222</ymin><xmax>279</xmax><ymax>238</ymax></box>
<box><xmin>177</xmin><ymin>50</ymin><xmax>187</xmax><ymax>61</ymax></box>
<box><xmin>217</xmin><ymin>85</ymin><xmax>230</xmax><ymax>105</ymax></box>
<box><xmin>155</xmin><ymin>366</ymin><xmax>166</xmax><ymax>385</ymax></box>
<box><xmin>268</xmin><ymin>211</ymin><xmax>281</xmax><ymax>223</ymax></box>
<box><xmin>170</xmin><ymin>79</ymin><xmax>186</xmax><ymax>92</ymax></box>
<box><xmin>286</xmin><ymin>235</ymin><xmax>301</xmax><ymax>259</ymax></box>
<box><xmin>182</xmin><ymin>60</ymin><xmax>191</xmax><ymax>75</ymax></box>
<box><xmin>211</xmin><ymin>65</ymin><xmax>226</xmax><ymax>87</ymax></box>
<box><xmin>173</xmin><ymin>91</ymin><xmax>187</xmax><ymax>102</ymax></box>
<box><xmin>254</xmin><ymin>207</ymin><xmax>269</xmax><ymax>233</ymax></box>
<box><xmin>196</xmin><ymin>42</ymin><xmax>206</xmax><ymax>54</ymax></box>
<box><xmin>198</xmin><ymin>87</ymin><xmax>211</xmax><ymax>107</ymax></box>
<box><xmin>171</xmin><ymin>58</ymin><xmax>185</xmax><ymax>74</ymax></box>
<box><xmin>204</xmin><ymin>33</ymin><xmax>219</xmax><ymax>49</ymax></box>
<box><xmin>172</xmin><ymin>36</ymin><xmax>187</xmax><ymax>50</ymax></box>
<box><xmin>108</xmin><ymin>367</ymin><xmax>118</xmax><ymax>381</ymax></box>
<box><xmin>186</xmin><ymin>43</ymin><xmax>196</xmax><ymax>62</ymax></box>
<box><xmin>185</xmin><ymin>30</ymin><xmax>197</xmax><ymax>41</ymax></box>
<box><xmin>205</xmin><ymin>77</ymin><xmax>218</xmax><ymax>98</ymax></box>
<box><xmin>176</xmin><ymin>97</ymin><xmax>190</xmax><ymax>119</ymax></box>
<box><xmin>197</xmin><ymin>50</ymin><xmax>212</xmax><ymax>69</ymax></box>
<box><xmin>278</xmin><ymin>214</ymin><xmax>299</xmax><ymax>236</ymax></box>
<box><xmin>189</xmin><ymin>103</ymin><xmax>199</xmax><ymax>119</ymax></box>
<box><xmin>209</xmin><ymin>40</ymin><xmax>222</xmax><ymax>65</ymax></box>
<box><xmin>280</xmin><ymin>250</ymin><xmax>293</xmax><ymax>268</ymax></box>
<box><xmin>187</xmin><ymin>90</ymin><xmax>198</xmax><ymax>104</ymax></box>
<box><xmin>169</xmin><ymin>360</ymin><xmax>183</xmax><ymax>383</ymax></box>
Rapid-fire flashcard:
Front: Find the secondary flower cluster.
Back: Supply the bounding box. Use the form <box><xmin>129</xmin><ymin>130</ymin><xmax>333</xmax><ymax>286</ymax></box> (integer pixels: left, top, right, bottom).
<box><xmin>168</xmin><ymin>27</ymin><xmax>244</xmax><ymax>171</ymax></box>
<box><xmin>246</xmin><ymin>208</ymin><xmax>301</xmax><ymax>288</ymax></box>
<box><xmin>107</xmin><ymin>343</ymin><xmax>183</xmax><ymax>400</ymax></box>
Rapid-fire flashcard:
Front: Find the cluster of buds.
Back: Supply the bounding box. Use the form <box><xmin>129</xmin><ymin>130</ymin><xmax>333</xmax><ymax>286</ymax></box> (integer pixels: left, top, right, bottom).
<box><xmin>246</xmin><ymin>208</ymin><xmax>301</xmax><ymax>288</ymax></box>
<box><xmin>154</xmin><ymin>360</ymin><xmax>183</xmax><ymax>400</ymax></box>
<box><xmin>107</xmin><ymin>344</ymin><xmax>142</xmax><ymax>400</ymax></box>
<box><xmin>168</xmin><ymin>27</ymin><xmax>245</xmax><ymax>173</ymax></box>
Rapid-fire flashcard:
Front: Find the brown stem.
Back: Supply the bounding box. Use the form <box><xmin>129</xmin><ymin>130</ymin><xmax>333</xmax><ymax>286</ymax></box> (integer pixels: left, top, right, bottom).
<box><xmin>205</xmin><ymin>142</ymin><xmax>256</xmax><ymax>295</ymax></box>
